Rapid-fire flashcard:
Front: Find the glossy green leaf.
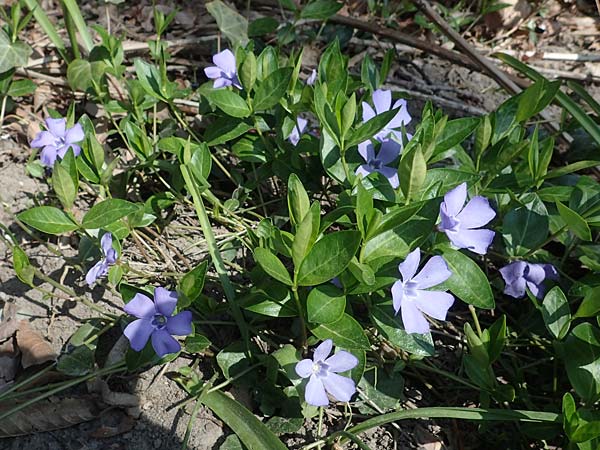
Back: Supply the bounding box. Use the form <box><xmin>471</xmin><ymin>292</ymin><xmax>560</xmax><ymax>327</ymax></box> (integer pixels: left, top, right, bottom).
<box><xmin>206</xmin><ymin>89</ymin><xmax>250</xmax><ymax>118</ymax></box>
<box><xmin>311</xmin><ymin>313</ymin><xmax>370</xmax><ymax>350</ymax></box>
<box><xmin>185</xmin><ymin>334</ymin><xmax>212</xmax><ymax>353</ymax></box>
<box><xmin>178</xmin><ymin>260</ymin><xmax>208</xmax><ymax>307</ymax></box>
<box><xmin>82</xmin><ymin>199</ymin><xmax>139</xmax><ymax>229</ymax></box>
<box><xmin>399</xmin><ymin>145</ymin><xmax>427</xmax><ymax>201</ymax></box>
<box><xmin>253</xmin><ymin>67</ymin><xmax>292</xmax><ymax>111</ymax></box>
<box><xmin>563</xmin><ymin>323</ymin><xmax>600</xmax><ymax>403</ymax></box>
<box><xmin>287</xmin><ymin>173</ymin><xmax>310</xmax><ymax>227</ymax></box>
<box><xmin>206</xmin><ymin>0</ymin><xmax>248</xmax><ymax>47</ymax></box>
<box><xmin>12</xmin><ymin>245</ymin><xmax>34</xmax><ymax>286</ymax></box>
<box><xmin>52</xmin><ymin>160</ymin><xmax>77</xmax><ymax>210</ymax></box>
<box><xmin>254</xmin><ymin>248</ymin><xmax>292</xmax><ymax>286</ymax></box>
<box><xmin>201</xmin><ymin>390</ymin><xmax>288</xmax><ymax>450</ymax></box>
<box><xmin>297</xmin><ymin>231</ymin><xmax>361</xmax><ymax>286</ymax></box>
<box><xmin>441</xmin><ymin>247</ymin><xmax>495</xmax><ymax>309</ymax></box>
<box><xmin>502</xmin><ymin>196</ymin><xmax>549</xmax><ymax>257</ymax></box>
<box><xmin>18</xmin><ymin>206</ymin><xmax>79</xmax><ymax>235</ymax></box>
<box><xmin>542</xmin><ymin>286</ymin><xmax>571</xmax><ymax>339</ymax></box>
<box><xmin>300</xmin><ymin>0</ymin><xmax>343</xmax><ymax>19</ymax></box>
<box><xmin>433</xmin><ymin>117</ymin><xmax>479</xmax><ymax>156</ymax></box>
<box><xmin>556</xmin><ymin>200</ymin><xmax>592</xmax><ymax>241</ymax></box>
<box><xmin>575</xmin><ymin>286</ymin><xmax>600</xmax><ymax>319</ymax></box>
<box><xmin>240</xmin><ymin>51</ymin><xmax>257</xmax><ymax>91</ymax></box>
<box><xmin>307</xmin><ymin>284</ymin><xmax>345</xmax><ymax>324</ymax></box>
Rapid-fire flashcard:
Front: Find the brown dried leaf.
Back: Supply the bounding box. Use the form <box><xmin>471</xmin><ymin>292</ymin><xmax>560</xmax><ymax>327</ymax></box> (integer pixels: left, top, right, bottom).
<box><xmin>16</xmin><ymin>321</ymin><xmax>56</xmax><ymax>368</ymax></box>
<box><xmin>89</xmin><ymin>414</ymin><xmax>135</xmax><ymax>439</ymax></box>
<box><xmin>0</xmin><ymin>300</ymin><xmax>18</xmax><ymax>342</ymax></box>
<box><xmin>0</xmin><ymin>397</ymin><xmax>100</xmax><ymax>437</ymax></box>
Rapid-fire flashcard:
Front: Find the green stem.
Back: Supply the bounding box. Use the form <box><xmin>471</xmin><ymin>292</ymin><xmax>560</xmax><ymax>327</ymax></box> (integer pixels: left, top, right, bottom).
<box><xmin>60</xmin><ymin>0</ymin><xmax>80</xmax><ymax>59</ymax></box>
<box><xmin>317</xmin><ymin>407</ymin><xmax>324</xmax><ymax>450</ymax></box>
<box><xmin>60</xmin><ymin>0</ymin><xmax>94</xmax><ymax>53</ymax></box>
<box><xmin>181</xmin><ymin>396</ymin><xmax>203</xmax><ymax>450</ymax></box>
<box><xmin>468</xmin><ymin>304</ymin><xmax>483</xmax><ymax>338</ymax></box>
<box><xmin>292</xmin><ymin>284</ymin><xmax>308</xmax><ymax>352</ymax></box>
<box><xmin>0</xmin><ymin>364</ymin><xmax>55</xmax><ymax>401</ymax></box>
<box><xmin>22</xmin><ymin>0</ymin><xmax>68</xmax><ymax>61</ymax></box>
<box><xmin>180</xmin><ymin>165</ymin><xmax>249</xmax><ymax>351</ymax></box>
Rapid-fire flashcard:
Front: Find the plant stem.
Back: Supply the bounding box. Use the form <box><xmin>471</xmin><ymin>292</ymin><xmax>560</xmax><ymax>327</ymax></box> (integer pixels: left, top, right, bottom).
<box><xmin>180</xmin><ymin>165</ymin><xmax>250</xmax><ymax>353</ymax></box>
<box><xmin>317</xmin><ymin>407</ymin><xmax>324</xmax><ymax>450</ymax></box>
<box><xmin>60</xmin><ymin>0</ymin><xmax>80</xmax><ymax>59</ymax></box>
<box><xmin>292</xmin><ymin>284</ymin><xmax>308</xmax><ymax>353</ymax></box>
<box><xmin>468</xmin><ymin>304</ymin><xmax>483</xmax><ymax>338</ymax></box>
<box><xmin>60</xmin><ymin>0</ymin><xmax>94</xmax><ymax>53</ymax></box>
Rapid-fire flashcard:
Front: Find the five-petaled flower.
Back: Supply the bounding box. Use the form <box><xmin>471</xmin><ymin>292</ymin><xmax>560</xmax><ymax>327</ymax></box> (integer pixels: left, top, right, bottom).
<box><xmin>31</xmin><ymin>117</ymin><xmax>84</xmax><ymax>167</ymax></box>
<box><xmin>438</xmin><ymin>182</ymin><xmax>496</xmax><ymax>255</ymax></box>
<box><xmin>362</xmin><ymin>89</ymin><xmax>412</xmax><ymax>143</ymax></box>
<box><xmin>204</xmin><ymin>49</ymin><xmax>242</xmax><ymax>89</ymax></box>
<box><xmin>500</xmin><ymin>261</ymin><xmax>558</xmax><ymax>299</ymax></box>
<box><xmin>356</xmin><ymin>139</ymin><xmax>401</xmax><ymax>188</ymax></box>
<box><xmin>295</xmin><ymin>339</ymin><xmax>358</xmax><ymax>407</ymax></box>
<box><xmin>391</xmin><ymin>248</ymin><xmax>454</xmax><ymax>334</ymax></box>
<box><xmin>288</xmin><ymin>117</ymin><xmax>308</xmax><ymax>146</ymax></box>
<box><xmin>86</xmin><ymin>233</ymin><xmax>117</xmax><ymax>286</ymax></box>
<box><xmin>124</xmin><ymin>287</ymin><xmax>192</xmax><ymax>357</ymax></box>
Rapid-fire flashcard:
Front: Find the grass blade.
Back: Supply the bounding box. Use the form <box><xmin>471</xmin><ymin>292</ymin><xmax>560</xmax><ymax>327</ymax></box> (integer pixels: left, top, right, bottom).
<box><xmin>22</xmin><ymin>0</ymin><xmax>67</xmax><ymax>60</ymax></box>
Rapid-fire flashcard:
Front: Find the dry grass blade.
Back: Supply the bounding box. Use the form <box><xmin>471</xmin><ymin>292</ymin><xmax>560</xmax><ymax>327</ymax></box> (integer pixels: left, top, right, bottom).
<box><xmin>16</xmin><ymin>321</ymin><xmax>56</xmax><ymax>368</ymax></box>
<box><xmin>0</xmin><ymin>397</ymin><xmax>100</xmax><ymax>437</ymax></box>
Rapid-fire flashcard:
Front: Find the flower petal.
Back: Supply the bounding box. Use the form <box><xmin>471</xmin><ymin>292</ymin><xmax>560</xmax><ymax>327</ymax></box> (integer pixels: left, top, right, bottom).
<box><xmin>45</xmin><ymin>117</ymin><xmax>66</xmax><ymax>138</ymax></box>
<box><xmin>401</xmin><ymin>299</ymin><xmax>430</xmax><ymax>334</ymax></box>
<box><xmin>313</xmin><ymin>339</ymin><xmax>333</xmax><ymax>362</ymax></box>
<box><xmin>204</xmin><ymin>66</ymin><xmax>222</xmax><ymax>79</ymax></box>
<box><xmin>456</xmin><ymin>196</ymin><xmax>495</xmax><ymax>229</ymax></box>
<box><xmin>414</xmin><ymin>290</ymin><xmax>454</xmax><ymax>321</ymax></box>
<box><xmin>124</xmin><ymin>293</ymin><xmax>156</xmax><ymax>319</ymax></box>
<box><xmin>124</xmin><ymin>318</ymin><xmax>153</xmax><ymax>351</ymax></box>
<box><xmin>526</xmin><ymin>280</ymin><xmax>544</xmax><ymax>299</ymax></box>
<box><xmin>105</xmin><ymin>248</ymin><xmax>117</xmax><ymax>264</ymax></box>
<box><xmin>31</xmin><ymin>131</ymin><xmax>55</xmax><ymax>148</ymax></box>
<box><xmin>295</xmin><ymin>359</ymin><xmax>314</xmax><ymax>378</ymax></box>
<box><xmin>525</xmin><ymin>263</ymin><xmax>547</xmax><ymax>285</ymax></box>
<box><xmin>65</xmin><ymin>144</ymin><xmax>81</xmax><ymax>157</ymax></box>
<box><xmin>356</xmin><ymin>164</ymin><xmax>374</xmax><ymax>179</ymax></box>
<box><xmin>442</xmin><ymin>183</ymin><xmax>467</xmax><ymax>218</ymax></box>
<box><xmin>398</xmin><ymin>247</ymin><xmax>421</xmax><ymax>282</ymax></box>
<box><xmin>499</xmin><ymin>261</ymin><xmax>527</xmax><ymax>284</ymax></box>
<box><xmin>361</xmin><ymin>102</ymin><xmax>376</xmax><ymax>123</ymax></box>
<box><xmin>503</xmin><ymin>276</ymin><xmax>527</xmax><ymax>298</ymax></box>
<box><xmin>154</xmin><ymin>287</ymin><xmax>178</xmax><ymax>316</ymax></box>
<box><xmin>324</xmin><ymin>350</ymin><xmax>358</xmax><ymax>373</ymax></box>
<box><xmin>100</xmin><ymin>232</ymin><xmax>113</xmax><ymax>256</ymax></box>
<box><xmin>391</xmin><ymin>280</ymin><xmax>405</xmax><ymax>314</ymax></box>
<box><xmin>357</xmin><ymin>140</ymin><xmax>374</xmax><ymax>162</ymax></box>
<box><xmin>447</xmin><ymin>228</ymin><xmax>495</xmax><ymax>255</ymax></box>
<box><xmin>305</xmin><ymin>375</ymin><xmax>329</xmax><ymax>406</ymax></box>
<box><xmin>151</xmin><ymin>329</ymin><xmax>181</xmax><ymax>357</ymax></box>
<box><xmin>388</xmin><ymin>99</ymin><xmax>411</xmax><ymax>129</ymax></box>
<box><xmin>40</xmin><ymin>146</ymin><xmax>58</xmax><ymax>166</ymax></box>
<box><xmin>542</xmin><ymin>264</ymin><xmax>559</xmax><ymax>281</ymax></box>
<box><xmin>86</xmin><ymin>260</ymin><xmax>108</xmax><ymax>286</ymax></box>
<box><xmin>65</xmin><ymin>123</ymin><xmax>84</xmax><ymax>144</ymax></box>
<box><xmin>213</xmin><ymin>49</ymin><xmax>236</xmax><ymax>74</ymax></box>
<box><xmin>412</xmin><ymin>255</ymin><xmax>451</xmax><ymax>289</ymax></box>
<box><xmin>377</xmin><ymin>166</ymin><xmax>399</xmax><ymax>189</ymax></box>
<box><xmin>377</xmin><ymin>140</ymin><xmax>401</xmax><ymax>164</ymax></box>
<box><xmin>231</xmin><ymin>75</ymin><xmax>243</xmax><ymax>90</ymax></box>
<box><xmin>322</xmin><ymin>372</ymin><xmax>356</xmax><ymax>403</ymax></box>
<box><xmin>372</xmin><ymin>89</ymin><xmax>391</xmax><ymax>115</ymax></box>
<box><xmin>213</xmin><ymin>77</ymin><xmax>229</xmax><ymax>89</ymax></box>
<box><xmin>166</xmin><ymin>311</ymin><xmax>193</xmax><ymax>336</ymax></box>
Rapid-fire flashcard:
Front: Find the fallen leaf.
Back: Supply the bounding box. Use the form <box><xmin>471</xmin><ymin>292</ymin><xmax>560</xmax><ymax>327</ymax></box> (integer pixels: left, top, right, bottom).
<box><xmin>415</xmin><ymin>425</ymin><xmax>444</xmax><ymax>450</ymax></box>
<box><xmin>0</xmin><ymin>300</ymin><xmax>18</xmax><ymax>341</ymax></box>
<box><xmin>89</xmin><ymin>413</ymin><xmax>135</xmax><ymax>439</ymax></box>
<box><xmin>0</xmin><ymin>397</ymin><xmax>100</xmax><ymax>437</ymax></box>
<box><xmin>16</xmin><ymin>321</ymin><xmax>56</xmax><ymax>368</ymax></box>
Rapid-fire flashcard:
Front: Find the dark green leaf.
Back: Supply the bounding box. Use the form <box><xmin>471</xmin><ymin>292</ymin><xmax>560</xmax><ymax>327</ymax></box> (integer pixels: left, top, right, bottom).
<box><xmin>300</xmin><ymin>0</ymin><xmax>343</xmax><ymax>19</ymax></box>
<box><xmin>307</xmin><ymin>284</ymin><xmax>346</xmax><ymax>324</ymax></box>
<box><xmin>311</xmin><ymin>313</ymin><xmax>370</xmax><ymax>350</ymax></box>
<box><xmin>253</xmin><ymin>67</ymin><xmax>292</xmax><ymax>111</ymax></box>
<box><xmin>18</xmin><ymin>206</ymin><xmax>79</xmax><ymax>235</ymax></box>
<box><xmin>556</xmin><ymin>201</ymin><xmax>592</xmax><ymax>241</ymax></box>
<box><xmin>82</xmin><ymin>199</ymin><xmax>139</xmax><ymax>229</ymax></box>
<box><xmin>207</xmin><ymin>89</ymin><xmax>251</xmax><ymax>118</ymax></box>
<box><xmin>178</xmin><ymin>260</ymin><xmax>208</xmax><ymax>307</ymax></box>
<box><xmin>254</xmin><ymin>248</ymin><xmax>292</xmax><ymax>286</ymax></box>
<box><xmin>542</xmin><ymin>286</ymin><xmax>571</xmax><ymax>339</ymax></box>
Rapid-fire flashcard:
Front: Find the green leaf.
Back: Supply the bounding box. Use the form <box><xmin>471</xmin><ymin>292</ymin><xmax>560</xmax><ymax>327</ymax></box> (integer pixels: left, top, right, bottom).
<box><xmin>57</xmin><ymin>344</ymin><xmax>95</xmax><ymax>376</ymax></box>
<box><xmin>287</xmin><ymin>173</ymin><xmax>310</xmax><ymax>227</ymax></box>
<box><xmin>254</xmin><ymin>248</ymin><xmax>292</xmax><ymax>286</ymax></box>
<box><xmin>206</xmin><ymin>0</ymin><xmax>249</xmax><ymax>47</ymax></box>
<box><xmin>575</xmin><ymin>286</ymin><xmax>600</xmax><ymax>319</ymax></box>
<box><xmin>82</xmin><ymin>199</ymin><xmax>139</xmax><ymax>229</ymax></box>
<box><xmin>433</xmin><ymin>117</ymin><xmax>479</xmax><ymax>156</ymax></box>
<box><xmin>7</xmin><ymin>78</ymin><xmax>36</xmax><ymax>97</ymax></box>
<box><xmin>253</xmin><ymin>67</ymin><xmax>292</xmax><ymax>111</ymax></box>
<box><xmin>292</xmin><ymin>202</ymin><xmax>320</xmax><ymax>268</ymax></box>
<box><xmin>399</xmin><ymin>146</ymin><xmax>427</xmax><ymax>201</ymax></box>
<box><xmin>542</xmin><ymin>286</ymin><xmax>571</xmax><ymax>339</ymax></box>
<box><xmin>12</xmin><ymin>245</ymin><xmax>34</xmax><ymax>286</ymax></box>
<box><xmin>557</xmin><ymin>201</ymin><xmax>592</xmax><ymax>241</ymax></box>
<box><xmin>18</xmin><ymin>206</ymin><xmax>79</xmax><ymax>235</ymax></box>
<box><xmin>502</xmin><ymin>195</ymin><xmax>549</xmax><ymax>257</ymax></box>
<box><xmin>178</xmin><ymin>260</ymin><xmax>208</xmax><ymax>308</ymax></box>
<box><xmin>205</xmin><ymin>118</ymin><xmax>253</xmax><ymax>146</ymax></box>
<box><xmin>341</xmin><ymin>93</ymin><xmax>356</xmax><ymax>139</ymax></box>
<box><xmin>52</xmin><ymin>159</ymin><xmax>77</xmax><ymax>210</ymax></box>
<box><xmin>300</xmin><ymin>0</ymin><xmax>343</xmax><ymax>19</ymax></box>
<box><xmin>347</xmin><ymin>108</ymin><xmax>399</xmax><ymax>148</ymax></box>
<box><xmin>311</xmin><ymin>313</ymin><xmax>370</xmax><ymax>350</ymax></box>
<box><xmin>133</xmin><ymin>58</ymin><xmax>165</xmax><ymax>100</ymax></box>
<box><xmin>563</xmin><ymin>323</ymin><xmax>600</xmax><ymax>403</ymax></box>
<box><xmin>240</xmin><ymin>51</ymin><xmax>257</xmax><ymax>91</ymax></box>
<box><xmin>297</xmin><ymin>231</ymin><xmax>361</xmax><ymax>286</ymax></box>
<box><xmin>370</xmin><ymin>305</ymin><xmax>434</xmax><ymax>356</ymax></box>
<box><xmin>206</xmin><ymin>89</ymin><xmax>251</xmax><ymax>118</ymax></box>
<box><xmin>185</xmin><ymin>334</ymin><xmax>212</xmax><ymax>353</ymax></box>
<box><xmin>516</xmin><ymin>79</ymin><xmax>561</xmax><ymax>123</ymax></box>
<box><xmin>201</xmin><ymin>390</ymin><xmax>288</xmax><ymax>450</ymax></box>
<box><xmin>0</xmin><ymin>30</ymin><xmax>32</xmax><ymax>72</ymax></box>
<box><xmin>440</xmin><ymin>247</ymin><xmax>495</xmax><ymax>309</ymax></box>
<box><xmin>307</xmin><ymin>284</ymin><xmax>346</xmax><ymax>324</ymax></box>
<box><xmin>67</xmin><ymin>58</ymin><xmax>106</xmax><ymax>91</ymax></box>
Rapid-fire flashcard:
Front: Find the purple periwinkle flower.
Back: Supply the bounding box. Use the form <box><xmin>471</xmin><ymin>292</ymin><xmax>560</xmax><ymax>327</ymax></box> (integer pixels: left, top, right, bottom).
<box><xmin>86</xmin><ymin>233</ymin><xmax>117</xmax><ymax>286</ymax></box>
<box><xmin>499</xmin><ymin>261</ymin><xmax>558</xmax><ymax>299</ymax></box>
<box><xmin>362</xmin><ymin>89</ymin><xmax>412</xmax><ymax>142</ymax></box>
<box><xmin>204</xmin><ymin>49</ymin><xmax>242</xmax><ymax>89</ymax></box>
<box><xmin>288</xmin><ymin>117</ymin><xmax>308</xmax><ymax>146</ymax></box>
<box><xmin>438</xmin><ymin>182</ymin><xmax>496</xmax><ymax>255</ymax></box>
<box><xmin>123</xmin><ymin>287</ymin><xmax>192</xmax><ymax>357</ymax></box>
<box><xmin>391</xmin><ymin>248</ymin><xmax>454</xmax><ymax>334</ymax></box>
<box><xmin>31</xmin><ymin>117</ymin><xmax>84</xmax><ymax>167</ymax></box>
<box><xmin>295</xmin><ymin>339</ymin><xmax>358</xmax><ymax>406</ymax></box>
<box><xmin>306</xmin><ymin>69</ymin><xmax>317</xmax><ymax>86</ymax></box>
<box><xmin>356</xmin><ymin>139</ymin><xmax>400</xmax><ymax>188</ymax></box>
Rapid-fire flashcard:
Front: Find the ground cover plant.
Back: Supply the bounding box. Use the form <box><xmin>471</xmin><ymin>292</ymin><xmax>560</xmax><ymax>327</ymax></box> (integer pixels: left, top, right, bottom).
<box><xmin>2</xmin><ymin>0</ymin><xmax>600</xmax><ymax>448</ymax></box>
